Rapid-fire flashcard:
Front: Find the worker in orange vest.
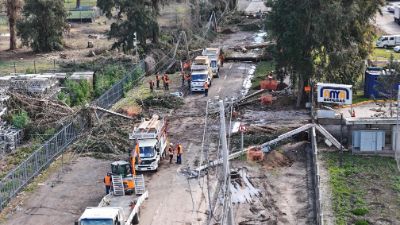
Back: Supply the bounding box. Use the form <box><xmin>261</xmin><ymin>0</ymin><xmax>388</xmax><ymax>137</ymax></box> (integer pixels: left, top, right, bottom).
<box><xmin>163</xmin><ymin>74</ymin><xmax>169</xmax><ymax>90</ymax></box>
<box><xmin>204</xmin><ymin>81</ymin><xmax>209</xmax><ymax>97</ymax></box>
<box><xmin>176</xmin><ymin>143</ymin><xmax>183</xmax><ymax>164</ymax></box>
<box><xmin>104</xmin><ymin>173</ymin><xmax>112</xmax><ymax>194</ymax></box>
<box><xmin>155</xmin><ymin>73</ymin><xmax>160</xmax><ymax>89</ymax></box>
<box><xmin>168</xmin><ymin>143</ymin><xmax>174</xmax><ymax>164</ymax></box>
<box><xmin>149</xmin><ymin>80</ymin><xmax>155</xmax><ymax>92</ymax></box>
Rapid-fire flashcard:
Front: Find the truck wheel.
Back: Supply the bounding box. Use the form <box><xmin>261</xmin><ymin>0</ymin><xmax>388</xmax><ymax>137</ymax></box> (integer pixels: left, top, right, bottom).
<box><xmin>132</xmin><ymin>210</ymin><xmax>140</xmax><ymax>224</ymax></box>
<box><xmin>384</xmin><ymin>45</ymin><xmax>388</xmax><ymax>49</ymax></box>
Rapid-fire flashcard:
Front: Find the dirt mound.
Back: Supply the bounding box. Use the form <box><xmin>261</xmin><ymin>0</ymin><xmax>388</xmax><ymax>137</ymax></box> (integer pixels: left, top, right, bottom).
<box><xmin>118</xmin><ymin>105</ymin><xmax>142</xmax><ymax>117</ymax></box>
<box><xmin>263</xmin><ymin>150</ymin><xmax>293</xmax><ymax>170</ymax></box>
<box><xmin>138</xmin><ymin>95</ymin><xmax>183</xmax><ymax>109</ymax></box>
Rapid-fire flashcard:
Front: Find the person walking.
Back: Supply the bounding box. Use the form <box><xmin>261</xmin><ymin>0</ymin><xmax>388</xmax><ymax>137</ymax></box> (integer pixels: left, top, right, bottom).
<box><xmin>149</xmin><ymin>80</ymin><xmax>154</xmax><ymax>92</ymax></box>
<box><xmin>204</xmin><ymin>81</ymin><xmax>209</xmax><ymax>97</ymax></box>
<box><xmin>104</xmin><ymin>173</ymin><xmax>112</xmax><ymax>194</ymax></box>
<box><xmin>163</xmin><ymin>74</ymin><xmax>170</xmax><ymax>90</ymax></box>
<box><xmin>168</xmin><ymin>143</ymin><xmax>174</xmax><ymax>164</ymax></box>
<box><xmin>219</xmin><ymin>52</ymin><xmax>225</xmax><ymax>67</ymax></box>
<box><xmin>155</xmin><ymin>73</ymin><xmax>160</xmax><ymax>89</ymax></box>
<box><xmin>176</xmin><ymin>143</ymin><xmax>183</xmax><ymax>164</ymax></box>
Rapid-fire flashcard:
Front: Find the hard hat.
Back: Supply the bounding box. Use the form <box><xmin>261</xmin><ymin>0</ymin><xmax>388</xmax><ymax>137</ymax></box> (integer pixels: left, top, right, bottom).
<box><xmin>170</xmin><ymin>143</ymin><xmax>173</xmax><ymax>146</ymax></box>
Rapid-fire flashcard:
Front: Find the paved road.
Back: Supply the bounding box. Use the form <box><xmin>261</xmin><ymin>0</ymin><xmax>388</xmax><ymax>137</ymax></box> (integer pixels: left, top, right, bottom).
<box><xmin>375</xmin><ymin>2</ymin><xmax>400</xmax><ymax>35</ymax></box>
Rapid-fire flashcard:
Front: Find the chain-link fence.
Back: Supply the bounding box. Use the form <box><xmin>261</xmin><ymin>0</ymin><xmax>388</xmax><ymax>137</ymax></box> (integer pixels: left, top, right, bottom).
<box><xmin>0</xmin><ymin>116</ymin><xmax>87</xmax><ymax>209</ymax></box>
<box><xmin>95</xmin><ymin>61</ymin><xmax>145</xmax><ymax>109</ymax></box>
<box><xmin>0</xmin><ymin>60</ymin><xmax>145</xmax><ymax>210</ymax></box>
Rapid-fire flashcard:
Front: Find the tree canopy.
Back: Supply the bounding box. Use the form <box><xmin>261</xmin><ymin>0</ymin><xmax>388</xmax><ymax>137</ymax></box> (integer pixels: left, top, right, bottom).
<box><xmin>267</xmin><ymin>0</ymin><xmax>384</xmax><ymax>107</ymax></box>
<box><xmin>17</xmin><ymin>0</ymin><xmax>68</xmax><ymax>52</ymax></box>
<box><xmin>97</xmin><ymin>0</ymin><xmax>169</xmax><ymax>52</ymax></box>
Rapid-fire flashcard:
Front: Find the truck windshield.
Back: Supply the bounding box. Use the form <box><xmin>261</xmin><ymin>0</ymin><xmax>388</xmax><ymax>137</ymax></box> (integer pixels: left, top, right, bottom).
<box><xmin>211</xmin><ymin>60</ymin><xmax>217</xmax><ymax>68</ymax></box>
<box><xmin>80</xmin><ymin>219</ymin><xmax>113</xmax><ymax>225</ymax></box>
<box><xmin>378</xmin><ymin>37</ymin><xmax>387</xmax><ymax>41</ymax></box>
<box><xmin>140</xmin><ymin>146</ymin><xmax>155</xmax><ymax>158</ymax></box>
<box><xmin>192</xmin><ymin>74</ymin><xmax>207</xmax><ymax>81</ymax></box>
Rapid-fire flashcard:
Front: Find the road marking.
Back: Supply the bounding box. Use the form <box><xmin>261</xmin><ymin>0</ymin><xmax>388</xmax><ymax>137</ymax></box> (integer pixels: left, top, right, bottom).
<box><xmin>229</xmin><ymin>64</ymin><xmax>233</xmax><ymax>69</ymax></box>
<box><xmin>224</xmin><ymin>74</ymin><xmax>227</xmax><ymax>80</ymax></box>
<box><xmin>217</xmin><ymin>87</ymin><xmax>221</xmax><ymax>93</ymax></box>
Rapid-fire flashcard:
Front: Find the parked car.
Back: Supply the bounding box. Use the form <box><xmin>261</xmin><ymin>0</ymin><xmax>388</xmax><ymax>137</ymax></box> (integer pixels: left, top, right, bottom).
<box><xmin>394</xmin><ymin>45</ymin><xmax>400</xmax><ymax>52</ymax></box>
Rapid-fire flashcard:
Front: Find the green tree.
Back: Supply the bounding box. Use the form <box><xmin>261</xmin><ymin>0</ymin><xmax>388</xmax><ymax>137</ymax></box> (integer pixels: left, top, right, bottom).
<box><xmin>266</xmin><ymin>0</ymin><xmax>384</xmax><ymax>107</ymax></box>
<box><xmin>6</xmin><ymin>0</ymin><xmax>22</xmax><ymax>50</ymax></box>
<box><xmin>17</xmin><ymin>0</ymin><xmax>68</xmax><ymax>52</ymax></box>
<box><xmin>97</xmin><ymin>0</ymin><xmax>168</xmax><ymax>52</ymax></box>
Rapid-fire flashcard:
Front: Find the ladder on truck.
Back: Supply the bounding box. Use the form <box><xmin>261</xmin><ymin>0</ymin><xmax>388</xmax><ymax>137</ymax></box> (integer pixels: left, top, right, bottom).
<box><xmin>111</xmin><ymin>175</ymin><xmax>125</xmax><ymax>196</ymax></box>
<box><xmin>134</xmin><ymin>174</ymin><xmax>146</xmax><ymax>195</ymax></box>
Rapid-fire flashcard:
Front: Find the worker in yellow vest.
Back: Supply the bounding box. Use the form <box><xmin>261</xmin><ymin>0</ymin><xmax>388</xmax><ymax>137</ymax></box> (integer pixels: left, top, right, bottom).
<box><xmin>176</xmin><ymin>143</ymin><xmax>183</xmax><ymax>164</ymax></box>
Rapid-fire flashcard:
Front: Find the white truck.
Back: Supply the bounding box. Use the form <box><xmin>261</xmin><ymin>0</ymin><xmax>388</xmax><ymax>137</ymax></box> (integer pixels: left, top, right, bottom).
<box><xmin>190</xmin><ymin>56</ymin><xmax>213</xmax><ymax>92</ymax></box>
<box><xmin>376</xmin><ymin>34</ymin><xmax>400</xmax><ymax>48</ymax></box>
<box><xmin>202</xmin><ymin>48</ymin><xmax>221</xmax><ymax>78</ymax></box>
<box><xmin>395</xmin><ymin>6</ymin><xmax>400</xmax><ymax>25</ymax></box>
<box><xmin>129</xmin><ymin>115</ymin><xmax>168</xmax><ymax>171</ymax></box>
<box><xmin>76</xmin><ymin>191</ymin><xmax>148</xmax><ymax>225</ymax></box>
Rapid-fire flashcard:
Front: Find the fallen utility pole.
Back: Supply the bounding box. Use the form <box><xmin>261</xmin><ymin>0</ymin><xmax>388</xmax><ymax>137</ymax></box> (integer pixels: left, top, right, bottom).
<box><xmin>195</xmin><ymin>123</ymin><xmax>344</xmax><ymax>172</ymax></box>
<box><xmin>91</xmin><ymin>106</ymin><xmax>137</xmax><ymax>120</ymax></box>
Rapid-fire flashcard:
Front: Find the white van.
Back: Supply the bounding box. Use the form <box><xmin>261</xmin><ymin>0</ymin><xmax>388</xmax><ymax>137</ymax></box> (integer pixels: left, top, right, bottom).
<box><xmin>376</xmin><ymin>35</ymin><xmax>400</xmax><ymax>48</ymax></box>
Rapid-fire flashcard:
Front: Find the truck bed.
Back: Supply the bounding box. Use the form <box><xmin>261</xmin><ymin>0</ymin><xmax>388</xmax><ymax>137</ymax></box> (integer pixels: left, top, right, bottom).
<box><xmin>98</xmin><ymin>192</ymin><xmax>148</xmax><ymax>225</ymax></box>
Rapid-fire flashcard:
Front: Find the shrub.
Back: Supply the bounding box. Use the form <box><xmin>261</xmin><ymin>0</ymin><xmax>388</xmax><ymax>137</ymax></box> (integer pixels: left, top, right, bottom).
<box><xmin>351</xmin><ymin>208</ymin><xmax>369</xmax><ymax>216</ymax></box>
<box><xmin>355</xmin><ymin>219</ymin><xmax>369</xmax><ymax>225</ymax></box>
<box><xmin>12</xmin><ymin>110</ymin><xmax>30</xmax><ymax>129</ymax></box>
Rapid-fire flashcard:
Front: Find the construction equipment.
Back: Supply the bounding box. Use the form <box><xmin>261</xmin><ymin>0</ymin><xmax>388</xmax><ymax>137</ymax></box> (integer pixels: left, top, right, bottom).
<box><xmin>190</xmin><ymin>56</ymin><xmax>213</xmax><ymax>92</ymax></box>
<box><xmin>129</xmin><ymin>114</ymin><xmax>168</xmax><ymax>171</ymax></box>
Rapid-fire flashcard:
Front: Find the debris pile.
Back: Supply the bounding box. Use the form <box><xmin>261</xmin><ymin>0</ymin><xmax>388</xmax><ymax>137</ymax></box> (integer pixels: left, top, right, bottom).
<box><xmin>262</xmin><ymin>150</ymin><xmax>293</xmax><ymax>170</ymax></box>
<box><xmin>137</xmin><ymin>95</ymin><xmax>183</xmax><ymax>109</ymax></box>
<box><xmin>246</xmin><ymin>146</ymin><xmax>264</xmax><ymax>162</ymax></box>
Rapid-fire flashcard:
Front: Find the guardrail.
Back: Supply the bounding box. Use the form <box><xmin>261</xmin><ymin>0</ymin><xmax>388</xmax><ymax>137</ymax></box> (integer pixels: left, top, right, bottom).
<box><xmin>0</xmin><ymin>61</ymin><xmax>145</xmax><ymax>210</ymax></box>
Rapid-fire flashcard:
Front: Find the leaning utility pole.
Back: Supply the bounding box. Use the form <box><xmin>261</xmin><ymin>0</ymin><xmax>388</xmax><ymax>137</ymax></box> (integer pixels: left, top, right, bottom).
<box><xmin>218</xmin><ymin>100</ymin><xmax>234</xmax><ymax>225</ymax></box>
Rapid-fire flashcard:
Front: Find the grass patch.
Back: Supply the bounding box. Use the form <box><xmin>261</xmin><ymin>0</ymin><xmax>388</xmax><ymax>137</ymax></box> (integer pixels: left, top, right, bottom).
<box><xmin>351</xmin><ymin>208</ymin><xmax>369</xmax><ymax>216</ymax></box>
<box><xmin>64</xmin><ymin>0</ymin><xmax>97</xmax><ymax>9</ymax></box>
<box><xmin>67</xmin><ymin>10</ymin><xmax>96</xmax><ymax>20</ymax></box>
<box><xmin>0</xmin><ymin>60</ymin><xmax>58</xmax><ymax>75</ymax></box>
<box><xmin>354</xmin><ymin>220</ymin><xmax>369</xmax><ymax>225</ymax></box>
<box><xmin>251</xmin><ymin>60</ymin><xmax>275</xmax><ymax>90</ymax></box>
<box><xmin>370</xmin><ymin>48</ymin><xmax>400</xmax><ymax>61</ymax></box>
<box><xmin>322</xmin><ymin>152</ymin><xmax>400</xmax><ymax>225</ymax></box>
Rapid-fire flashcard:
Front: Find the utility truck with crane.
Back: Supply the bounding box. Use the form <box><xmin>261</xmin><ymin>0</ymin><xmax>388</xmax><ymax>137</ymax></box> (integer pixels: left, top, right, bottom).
<box><xmin>190</xmin><ymin>56</ymin><xmax>213</xmax><ymax>92</ymax></box>
<box><xmin>129</xmin><ymin>114</ymin><xmax>168</xmax><ymax>171</ymax></box>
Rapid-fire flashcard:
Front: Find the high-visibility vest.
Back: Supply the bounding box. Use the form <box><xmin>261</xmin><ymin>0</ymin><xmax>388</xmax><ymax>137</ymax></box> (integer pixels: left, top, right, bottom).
<box><xmin>204</xmin><ymin>82</ymin><xmax>209</xmax><ymax>89</ymax></box>
<box><xmin>177</xmin><ymin>145</ymin><xmax>183</xmax><ymax>154</ymax></box>
<box><xmin>104</xmin><ymin>175</ymin><xmax>111</xmax><ymax>186</ymax></box>
<box><xmin>156</xmin><ymin>75</ymin><xmax>160</xmax><ymax>81</ymax></box>
<box><xmin>168</xmin><ymin>147</ymin><xmax>174</xmax><ymax>155</ymax></box>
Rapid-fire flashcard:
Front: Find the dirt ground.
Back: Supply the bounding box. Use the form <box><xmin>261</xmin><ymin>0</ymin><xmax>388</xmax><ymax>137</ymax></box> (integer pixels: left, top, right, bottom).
<box><xmin>1</xmin><ymin>157</ymin><xmax>111</xmax><ymax>225</ymax></box>
<box><xmin>0</xmin><ymin>1</ymin><xmax>317</xmax><ymax>224</ymax></box>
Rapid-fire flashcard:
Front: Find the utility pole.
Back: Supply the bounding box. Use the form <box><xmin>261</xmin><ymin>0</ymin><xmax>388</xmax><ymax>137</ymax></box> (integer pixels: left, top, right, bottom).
<box><xmin>218</xmin><ymin>100</ymin><xmax>234</xmax><ymax>225</ymax></box>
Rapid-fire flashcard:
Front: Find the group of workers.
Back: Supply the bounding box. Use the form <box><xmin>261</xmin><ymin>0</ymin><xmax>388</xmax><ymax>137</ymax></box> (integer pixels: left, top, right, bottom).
<box><xmin>168</xmin><ymin>142</ymin><xmax>183</xmax><ymax>164</ymax></box>
<box><xmin>149</xmin><ymin>73</ymin><xmax>171</xmax><ymax>92</ymax></box>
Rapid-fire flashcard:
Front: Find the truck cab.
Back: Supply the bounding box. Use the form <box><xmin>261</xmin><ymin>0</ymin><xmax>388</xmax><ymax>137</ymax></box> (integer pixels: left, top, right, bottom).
<box><xmin>129</xmin><ymin>115</ymin><xmax>167</xmax><ymax>171</ymax></box>
<box><xmin>376</xmin><ymin>35</ymin><xmax>400</xmax><ymax>48</ymax></box>
<box><xmin>76</xmin><ymin>207</ymin><xmax>124</xmax><ymax>225</ymax></box>
<box><xmin>202</xmin><ymin>48</ymin><xmax>221</xmax><ymax>78</ymax></box>
<box><xmin>190</xmin><ymin>56</ymin><xmax>213</xmax><ymax>92</ymax></box>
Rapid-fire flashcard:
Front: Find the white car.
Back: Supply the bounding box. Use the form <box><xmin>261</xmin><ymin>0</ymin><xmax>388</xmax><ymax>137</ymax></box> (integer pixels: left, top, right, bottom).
<box><xmin>394</xmin><ymin>46</ymin><xmax>400</xmax><ymax>53</ymax></box>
